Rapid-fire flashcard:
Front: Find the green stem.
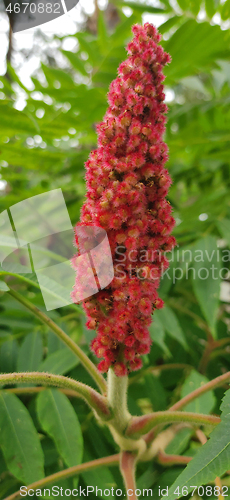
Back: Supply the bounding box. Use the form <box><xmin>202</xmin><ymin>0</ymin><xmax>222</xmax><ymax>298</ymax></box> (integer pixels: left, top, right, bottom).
<box><xmin>0</xmin><ymin>372</ymin><xmax>110</xmax><ymax>420</ymax></box>
<box><xmin>170</xmin><ymin>371</ymin><xmax>230</xmax><ymax>411</ymax></box>
<box><xmin>8</xmin><ymin>288</ymin><xmax>107</xmax><ymax>394</ymax></box>
<box><xmin>5</xmin><ymin>386</ymin><xmax>82</xmax><ymax>398</ymax></box>
<box><xmin>126</xmin><ymin>411</ymin><xmax>220</xmax><ymax>438</ymax></box>
<box><xmin>0</xmin><ymin>271</ymin><xmax>82</xmax><ymax>314</ymax></box>
<box><xmin>107</xmin><ymin>368</ymin><xmax>146</xmax><ymax>454</ymax></box>
<box><xmin>4</xmin><ymin>454</ymin><xmax>119</xmax><ymax>500</ymax></box>
<box><xmin>107</xmin><ymin>368</ymin><xmax>131</xmax><ymax>433</ymax></box>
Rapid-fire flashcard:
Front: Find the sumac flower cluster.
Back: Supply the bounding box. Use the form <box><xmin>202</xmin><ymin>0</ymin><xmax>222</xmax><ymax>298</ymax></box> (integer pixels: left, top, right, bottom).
<box><xmin>72</xmin><ymin>23</ymin><xmax>176</xmax><ymax>376</ymax></box>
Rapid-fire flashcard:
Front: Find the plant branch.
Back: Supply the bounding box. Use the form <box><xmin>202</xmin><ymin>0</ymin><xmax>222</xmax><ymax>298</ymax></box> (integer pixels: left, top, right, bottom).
<box><xmin>141</xmin><ymin>371</ymin><xmax>230</xmax><ymax>444</ymax></box>
<box><xmin>198</xmin><ymin>342</ymin><xmax>216</xmax><ymax>373</ymax></box>
<box><xmin>169</xmin><ymin>371</ymin><xmax>230</xmax><ymax>411</ymax></box>
<box><xmin>120</xmin><ymin>451</ymin><xmax>138</xmax><ymax>500</ymax></box>
<box><xmin>157</xmin><ymin>450</ymin><xmax>192</xmax><ymax>466</ymax></box>
<box><xmin>126</xmin><ymin>411</ymin><xmax>220</xmax><ymax>438</ymax></box>
<box><xmin>8</xmin><ymin>287</ymin><xmax>107</xmax><ymax>394</ymax></box>
<box><xmin>198</xmin><ymin>338</ymin><xmax>230</xmax><ymax>373</ymax></box>
<box><xmin>5</xmin><ymin>386</ymin><xmax>82</xmax><ymax>398</ymax></box>
<box><xmin>4</xmin><ymin>454</ymin><xmax>119</xmax><ymax>500</ymax></box>
<box><xmin>195</xmin><ymin>428</ymin><xmax>207</xmax><ymax>445</ymax></box>
<box><xmin>0</xmin><ymin>372</ymin><xmax>111</xmax><ymax>420</ymax></box>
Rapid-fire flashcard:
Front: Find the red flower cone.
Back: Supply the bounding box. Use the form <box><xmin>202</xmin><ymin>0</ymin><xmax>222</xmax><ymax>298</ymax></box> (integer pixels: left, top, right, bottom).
<box><xmin>72</xmin><ymin>23</ymin><xmax>176</xmax><ymax>376</ymax></box>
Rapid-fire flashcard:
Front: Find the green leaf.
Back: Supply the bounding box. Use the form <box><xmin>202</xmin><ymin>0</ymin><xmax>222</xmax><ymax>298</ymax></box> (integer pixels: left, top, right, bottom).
<box><xmin>75</xmin><ymin>33</ymin><xmax>101</xmax><ymax>66</ymax></box>
<box><xmin>192</xmin><ymin>236</ymin><xmax>221</xmax><ymax>336</ymax></box>
<box><xmin>97</xmin><ymin>11</ymin><xmax>109</xmax><ymax>51</ymax></box>
<box><xmin>17</xmin><ymin>332</ymin><xmax>43</xmax><ymax>372</ymax></box>
<box><xmin>156</xmin><ymin>306</ymin><xmax>189</xmax><ymax>350</ymax></box>
<box><xmin>150</xmin><ymin>312</ymin><xmax>171</xmax><ymax>357</ymax></box>
<box><xmin>216</xmin><ymin>218</ymin><xmax>230</xmax><ymax>247</ymax></box>
<box><xmin>137</xmin><ymin>464</ymin><xmax>157</xmax><ymax>490</ymax></box>
<box><xmin>221</xmin><ymin>0</ymin><xmax>230</xmax><ymax>20</ymax></box>
<box><xmin>176</xmin><ymin>0</ymin><xmax>189</xmax><ymax>10</ymax></box>
<box><xmin>164</xmin><ymin>388</ymin><xmax>230</xmax><ymax>500</ymax></box>
<box><xmin>180</xmin><ymin>370</ymin><xmax>216</xmax><ymax>414</ymax></box>
<box><xmin>0</xmin><ymin>338</ymin><xmax>18</xmax><ymax>373</ymax></box>
<box><xmin>189</xmin><ymin>0</ymin><xmax>202</xmax><ymax>16</ymax></box>
<box><xmin>36</xmin><ymin>388</ymin><xmax>83</xmax><ymax>467</ymax></box>
<box><xmin>159</xmin><ymin>16</ymin><xmax>182</xmax><ymax>35</ymax></box>
<box><xmin>81</xmin><ymin>448</ymin><xmax>116</xmax><ymax>500</ymax></box>
<box><xmin>0</xmin><ymin>392</ymin><xmax>44</xmax><ymax>483</ymax></box>
<box><xmin>0</xmin><ymin>281</ymin><xmax>9</xmax><ymax>292</ymax></box>
<box><xmin>41</xmin><ymin>64</ymin><xmax>74</xmax><ymax>88</ymax></box>
<box><xmin>41</xmin><ymin>437</ymin><xmax>59</xmax><ymax>467</ymax></box>
<box><xmin>166</xmin><ymin>428</ymin><xmax>193</xmax><ymax>455</ymax></box>
<box><xmin>47</xmin><ymin>330</ymin><xmax>63</xmax><ymax>355</ymax></box>
<box><xmin>6</xmin><ymin>63</ymin><xmax>29</xmax><ymax>93</ymax></box>
<box><xmin>205</xmin><ymin>0</ymin><xmax>218</xmax><ymax>18</ymax></box>
<box><xmin>164</xmin><ymin>20</ymin><xmax>230</xmax><ymax>84</ymax></box>
<box><xmin>62</xmin><ymin>51</ymin><xmax>88</xmax><ymax>76</ymax></box>
<box><xmin>38</xmin><ymin>348</ymin><xmax>79</xmax><ymax>375</ymax></box>
<box><xmin>117</xmin><ymin>1</ymin><xmax>168</xmax><ymax>14</ymax></box>
<box><xmin>0</xmin><ymin>103</ymin><xmax>38</xmax><ymax>136</ymax></box>
<box><xmin>145</xmin><ymin>374</ymin><xmax>167</xmax><ymax>411</ymax></box>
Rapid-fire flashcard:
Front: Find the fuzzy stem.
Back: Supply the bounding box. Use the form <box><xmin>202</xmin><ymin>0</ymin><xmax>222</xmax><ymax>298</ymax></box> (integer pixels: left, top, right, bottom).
<box><xmin>120</xmin><ymin>451</ymin><xmax>138</xmax><ymax>500</ymax></box>
<box><xmin>8</xmin><ymin>288</ymin><xmax>107</xmax><ymax>394</ymax></box>
<box><xmin>142</xmin><ymin>372</ymin><xmax>230</xmax><ymax>444</ymax></box>
<box><xmin>126</xmin><ymin>411</ymin><xmax>220</xmax><ymax>438</ymax></box>
<box><xmin>107</xmin><ymin>367</ymin><xmax>131</xmax><ymax>433</ymax></box>
<box><xmin>170</xmin><ymin>371</ymin><xmax>230</xmax><ymax>411</ymax></box>
<box><xmin>5</xmin><ymin>386</ymin><xmax>81</xmax><ymax>398</ymax></box>
<box><xmin>4</xmin><ymin>454</ymin><xmax>119</xmax><ymax>500</ymax></box>
<box><xmin>107</xmin><ymin>368</ymin><xmax>146</xmax><ymax>454</ymax></box>
<box><xmin>0</xmin><ymin>372</ymin><xmax>110</xmax><ymax>420</ymax></box>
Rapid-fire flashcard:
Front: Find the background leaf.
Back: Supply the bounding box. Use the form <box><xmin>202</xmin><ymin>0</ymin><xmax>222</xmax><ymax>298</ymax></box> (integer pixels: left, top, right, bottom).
<box><xmin>0</xmin><ymin>338</ymin><xmax>18</xmax><ymax>373</ymax></box>
<box><xmin>180</xmin><ymin>370</ymin><xmax>216</xmax><ymax>414</ymax></box>
<box><xmin>17</xmin><ymin>331</ymin><xmax>43</xmax><ymax>372</ymax></box>
<box><xmin>192</xmin><ymin>236</ymin><xmax>221</xmax><ymax>336</ymax></box>
<box><xmin>36</xmin><ymin>388</ymin><xmax>83</xmax><ymax>468</ymax></box>
<box><xmin>164</xmin><ymin>388</ymin><xmax>230</xmax><ymax>500</ymax></box>
<box><xmin>149</xmin><ymin>312</ymin><xmax>170</xmax><ymax>357</ymax></box>
<box><xmin>0</xmin><ymin>392</ymin><xmax>44</xmax><ymax>483</ymax></box>
<box><xmin>0</xmin><ymin>282</ymin><xmax>9</xmax><ymax>292</ymax></box>
<box><xmin>156</xmin><ymin>306</ymin><xmax>188</xmax><ymax>351</ymax></box>
<box><xmin>38</xmin><ymin>348</ymin><xmax>79</xmax><ymax>375</ymax></box>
